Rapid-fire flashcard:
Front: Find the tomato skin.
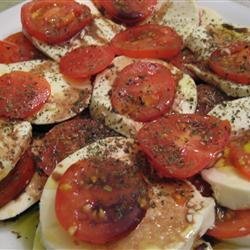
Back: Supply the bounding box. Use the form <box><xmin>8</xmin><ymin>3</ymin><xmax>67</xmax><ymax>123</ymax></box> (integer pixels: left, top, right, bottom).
<box><xmin>137</xmin><ymin>114</ymin><xmax>231</xmax><ymax>179</ymax></box>
<box><xmin>0</xmin><ymin>40</ymin><xmax>21</xmax><ymax>63</ymax></box>
<box><xmin>228</xmin><ymin>131</ymin><xmax>250</xmax><ymax>180</ymax></box>
<box><xmin>111</xmin><ymin>61</ymin><xmax>176</xmax><ymax>122</ymax></box>
<box><xmin>55</xmin><ymin>158</ymin><xmax>148</xmax><ymax>244</ymax></box>
<box><xmin>94</xmin><ymin>0</ymin><xmax>157</xmax><ymax>25</ymax></box>
<box><xmin>207</xmin><ymin>206</ymin><xmax>250</xmax><ymax>239</ymax></box>
<box><xmin>0</xmin><ymin>150</ymin><xmax>35</xmax><ymax>208</ymax></box>
<box><xmin>209</xmin><ymin>42</ymin><xmax>250</xmax><ymax>84</ymax></box>
<box><xmin>21</xmin><ymin>0</ymin><xmax>92</xmax><ymax>44</ymax></box>
<box><xmin>36</xmin><ymin>118</ymin><xmax>116</xmax><ymax>176</ymax></box>
<box><xmin>4</xmin><ymin>32</ymin><xmax>45</xmax><ymax>62</ymax></box>
<box><xmin>60</xmin><ymin>45</ymin><xmax>115</xmax><ymax>79</ymax></box>
<box><xmin>111</xmin><ymin>24</ymin><xmax>183</xmax><ymax>59</ymax></box>
<box><xmin>0</xmin><ymin>71</ymin><xmax>50</xmax><ymax>119</ymax></box>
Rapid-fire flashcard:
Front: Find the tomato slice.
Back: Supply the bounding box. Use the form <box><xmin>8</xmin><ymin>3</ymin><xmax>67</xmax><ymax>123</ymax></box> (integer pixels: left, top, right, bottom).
<box><xmin>0</xmin><ymin>71</ymin><xmax>50</xmax><ymax>119</ymax></box>
<box><xmin>228</xmin><ymin>131</ymin><xmax>250</xmax><ymax>180</ymax></box>
<box><xmin>137</xmin><ymin>114</ymin><xmax>231</xmax><ymax>179</ymax></box>
<box><xmin>209</xmin><ymin>42</ymin><xmax>250</xmax><ymax>84</ymax></box>
<box><xmin>37</xmin><ymin>118</ymin><xmax>116</xmax><ymax>176</ymax></box>
<box><xmin>111</xmin><ymin>61</ymin><xmax>176</xmax><ymax>122</ymax></box>
<box><xmin>207</xmin><ymin>206</ymin><xmax>250</xmax><ymax>239</ymax></box>
<box><xmin>0</xmin><ymin>40</ymin><xmax>22</xmax><ymax>63</ymax></box>
<box><xmin>93</xmin><ymin>0</ymin><xmax>157</xmax><ymax>25</ymax></box>
<box><xmin>21</xmin><ymin>0</ymin><xmax>92</xmax><ymax>44</ymax></box>
<box><xmin>4</xmin><ymin>32</ymin><xmax>45</xmax><ymax>62</ymax></box>
<box><xmin>0</xmin><ymin>150</ymin><xmax>35</xmax><ymax>208</ymax></box>
<box><xmin>111</xmin><ymin>24</ymin><xmax>183</xmax><ymax>59</ymax></box>
<box><xmin>60</xmin><ymin>45</ymin><xmax>115</xmax><ymax>79</ymax></box>
<box><xmin>55</xmin><ymin>158</ymin><xmax>148</xmax><ymax>244</ymax></box>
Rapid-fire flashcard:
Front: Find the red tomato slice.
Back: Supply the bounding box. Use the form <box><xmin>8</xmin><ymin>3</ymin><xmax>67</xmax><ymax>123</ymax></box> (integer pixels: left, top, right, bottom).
<box><xmin>0</xmin><ymin>71</ymin><xmax>50</xmax><ymax>119</ymax></box>
<box><xmin>209</xmin><ymin>42</ymin><xmax>250</xmax><ymax>84</ymax></box>
<box><xmin>21</xmin><ymin>0</ymin><xmax>92</xmax><ymax>44</ymax></box>
<box><xmin>111</xmin><ymin>24</ymin><xmax>183</xmax><ymax>59</ymax></box>
<box><xmin>0</xmin><ymin>40</ymin><xmax>21</xmax><ymax>63</ymax></box>
<box><xmin>207</xmin><ymin>206</ymin><xmax>250</xmax><ymax>239</ymax></box>
<box><xmin>60</xmin><ymin>45</ymin><xmax>115</xmax><ymax>79</ymax></box>
<box><xmin>111</xmin><ymin>61</ymin><xmax>176</xmax><ymax>122</ymax></box>
<box><xmin>93</xmin><ymin>0</ymin><xmax>157</xmax><ymax>25</ymax></box>
<box><xmin>4</xmin><ymin>32</ymin><xmax>45</xmax><ymax>61</ymax></box>
<box><xmin>37</xmin><ymin>118</ymin><xmax>116</xmax><ymax>176</ymax></box>
<box><xmin>229</xmin><ymin>131</ymin><xmax>250</xmax><ymax>180</ymax></box>
<box><xmin>55</xmin><ymin>158</ymin><xmax>148</xmax><ymax>244</ymax></box>
<box><xmin>0</xmin><ymin>150</ymin><xmax>35</xmax><ymax>208</ymax></box>
<box><xmin>137</xmin><ymin>114</ymin><xmax>231</xmax><ymax>179</ymax></box>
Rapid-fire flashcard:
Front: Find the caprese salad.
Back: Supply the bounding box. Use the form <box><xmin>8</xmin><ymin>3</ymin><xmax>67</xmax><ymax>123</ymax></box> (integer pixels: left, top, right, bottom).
<box><xmin>0</xmin><ymin>0</ymin><xmax>249</xmax><ymax>250</ymax></box>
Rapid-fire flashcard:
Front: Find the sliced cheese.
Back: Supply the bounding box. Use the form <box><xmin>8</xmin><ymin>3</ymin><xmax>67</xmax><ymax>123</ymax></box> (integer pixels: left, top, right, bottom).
<box><xmin>0</xmin><ymin>60</ymin><xmax>92</xmax><ymax>124</ymax></box>
<box><xmin>0</xmin><ymin>120</ymin><xmax>32</xmax><ymax>181</ymax></box>
<box><xmin>186</xmin><ymin>64</ymin><xmax>250</xmax><ymax>97</ymax></box>
<box><xmin>201</xmin><ymin>97</ymin><xmax>250</xmax><ymax>210</ymax></box>
<box><xmin>198</xmin><ymin>7</ymin><xmax>224</xmax><ymax>27</ymax></box>
<box><xmin>208</xmin><ymin>97</ymin><xmax>250</xmax><ymax>135</ymax></box>
<box><xmin>39</xmin><ymin>137</ymin><xmax>214</xmax><ymax>250</ymax></box>
<box><xmin>202</xmin><ymin>163</ymin><xmax>250</xmax><ymax>210</ymax></box>
<box><xmin>29</xmin><ymin>0</ymin><xmax>124</xmax><ymax>61</ymax></box>
<box><xmin>90</xmin><ymin>56</ymin><xmax>197</xmax><ymax>137</ymax></box>
<box><xmin>0</xmin><ymin>172</ymin><xmax>47</xmax><ymax>220</ymax></box>
<box><xmin>186</xmin><ymin>19</ymin><xmax>250</xmax><ymax>61</ymax></box>
<box><xmin>145</xmin><ymin>0</ymin><xmax>199</xmax><ymax>41</ymax></box>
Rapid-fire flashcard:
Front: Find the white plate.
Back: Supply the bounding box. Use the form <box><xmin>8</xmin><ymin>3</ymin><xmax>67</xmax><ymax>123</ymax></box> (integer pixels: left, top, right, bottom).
<box><xmin>0</xmin><ymin>1</ymin><xmax>249</xmax><ymax>250</ymax></box>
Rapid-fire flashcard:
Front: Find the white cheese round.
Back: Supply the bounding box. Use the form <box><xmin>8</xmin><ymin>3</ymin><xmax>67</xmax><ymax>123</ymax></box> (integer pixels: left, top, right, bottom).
<box><xmin>208</xmin><ymin>97</ymin><xmax>250</xmax><ymax>135</ymax></box>
<box><xmin>0</xmin><ymin>172</ymin><xmax>47</xmax><ymax>220</ymax></box>
<box><xmin>186</xmin><ymin>64</ymin><xmax>250</xmax><ymax>97</ymax></box>
<box><xmin>90</xmin><ymin>56</ymin><xmax>197</xmax><ymax>137</ymax></box>
<box><xmin>201</xmin><ymin>97</ymin><xmax>250</xmax><ymax>210</ymax></box>
<box><xmin>39</xmin><ymin>137</ymin><xmax>214</xmax><ymax>250</ymax></box>
<box><xmin>0</xmin><ymin>120</ymin><xmax>32</xmax><ymax>181</ymax></box>
<box><xmin>0</xmin><ymin>60</ymin><xmax>92</xmax><ymax>124</ymax></box>
<box><xmin>145</xmin><ymin>0</ymin><xmax>199</xmax><ymax>41</ymax></box>
<box><xmin>29</xmin><ymin>0</ymin><xmax>124</xmax><ymax>61</ymax></box>
<box><xmin>202</xmin><ymin>164</ymin><xmax>250</xmax><ymax>210</ymax></box>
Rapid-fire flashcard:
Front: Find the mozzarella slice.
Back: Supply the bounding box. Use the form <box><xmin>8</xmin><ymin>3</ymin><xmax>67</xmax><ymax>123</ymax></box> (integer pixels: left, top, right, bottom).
<box><xmin>39</xmin><ymin>137</ymin><xmax>214</xmax><ymax>250</ymax></box>
<box><xmin>202</xmin><ymin>161</ymin><xmax>250</xmax><ymax>210</ymax></box>
<box><xmin>0</xmin><ymin>137</ymin><xmax>47</xmax><ymax>220</ymax></box>
<box><xmin>0</xmin><ymin>120</ymin><xmax>32</xmax><ymax>181</ymax></box>
<box><xmin>145</xmin><ymin>0</ymin><xmax>199</xmax><ymax>41</ymax></box>
<box><xmin>201</xmin><ymin>97</ymin><xmax>250</xmax><ymax>210</ymax></box>
<box><xmin>29</xmin><ymin>0</ymin><xmax>124</xmax><ymax>61</ymax></box>
<box><xmin>186</xmin><ymin>24</ymin><xmax>250</xmax><ymax>60</ymax></box>
<box><xmin>0</xmin><ymin>172</ymin><xmax>47</xmax><ymax>220</ymax></box>
<box><xmin>185</xmin><ymin>7</ymin><xmax>223</xmax><ymax>61</ymax></box>
<box><xmin>0</xmin><ymin>60</ymin><xmax>92</xmax><ymax>124</ymax></box>
<box><xmin>199</xmin><ymin>7</ymin><xmax>224</xmax><ymax>27</ymax></box>
<box><xmin>90</xmin><ymin>56</ymin><xmax>197</xmax><ymax>137</ymax></box>
<box><xmin>225</xmin><ymin>236</ymin><xmax>250</xmax><ymax>247</ymax></box>
<box><xmin>208</xmin><ymin>97</ymin><xmax>250</xmax><ymax>135</ymax></box>
<box><xmin>186</xmin><ymin>64</ymin><xmax>250</xmax><ymax>97</ymax></box>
